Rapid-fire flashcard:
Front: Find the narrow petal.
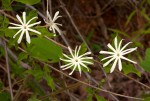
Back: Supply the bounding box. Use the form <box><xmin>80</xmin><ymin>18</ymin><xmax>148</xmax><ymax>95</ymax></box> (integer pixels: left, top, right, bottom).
<box><xmin>46</xmin><ymin>10</ymin><xmax>52</xmax><ymax>21</ymax></box>
<box><xmin>60</xmin><ymin>58</ymin><xmax>72</xmax><ymax>62</ymax></box>
<box><xmin>121</xmin><ymin>47</ymin><xmax>137</xmax><ymax>55</ymax></box>
<box><xmin>53</xmin><ymin>11</ymin><xmax>62</xmax><ymax>22</ymax></box>
<box><xmin>28</xmin><ymin>28</ymin><xmax>41</xmax><ymax>35</ymax></box>
<box><xmin>110</xmin><ymin>58</ymin><xmax>118</xmax><ymax>73</ymax></box>
<box><xmin>78</xmin><ymin>52</ymin><xmax>91</xmax><ymax>58</ymax></box>
<box><xmin>69</xmin><ymin>64</ymin><xmax>77</xmax><ymax>75</ymax></box>
<box><xmin>76</xmin><ymin>46</ymin><xmax>81</xmax><ymax>57</ymax></box>
<box><xmin>68</xmin><ymin>47</ymin><xmax>74</xmax><ymax>58</ymax></box>
<box><xmin>99</xmin><ymin>51</ymin><xmax>114</xmax><ymax>55</ymax></box>
<box><xmin>107</xmin><ymin>43</ymin><xmax>116</xmax><ymax>52</ymax></box>
<box><xmin>114</xmin><ymin>36</ymin><xmax>118</xmax><ymax>50</ymax></box>
<box><xmin>74</xmin><ymin>46</ymin><xmax>78</xmax><ymax>57</ymax></box>
<box><xmin>26</xmin><ymin>30</ymin><xmax>30</xmax><ymax>43</ymax></box>
<box><xmin>103</xmin><ymin>57</ymin><xmax>115</xmax><ymax>67</ymax></box>
<box><xmin>78</xmin><ymin>63</ymin><xmax>82</xmax><ymax>76</ymax></box>
<box><xmin>120</xmin><ymin>42</ymin><xmax>132</xmax><ymax>51</ymax></box>
<box><xmin>53</xmin><ymin>24</ymin><xmax>62</xmax><ymax>35</ymax></box>
<box><xmin>23</xmin><ymin>12</ymin><xmax>26</xmax><ymax>24</ymax></box>
<box><xmin>62</xmin><ymin>64</ymin><xmax>74</xmax><ymax>70</ymax></box>
<box><xmin>101</xmin><ymin>55</ymin><xmax>114</xmax><ymax>61</ymax></box>
<box><xmin>16</xmin><ymin>14</ymin><xmax>23</xmax><ymax>25</ymax></box>
<box><xmin>28</xmin><ymin>21</ymin><xmax>41</xmax><ymax>27</ymax></box>
<box><xmin>55</xmin><ymin>23</ymin><xmax>62</xmax><ymax>26</ymax></box>
<box><xmin>121</xmin><ymin>56</ymin><xmax>137</xmax><ymax>64</ymax></box>
<box><xmin>13</xmin><ymin>29</ymin><xmax>22</xmax><ymax>38</ymax></box>
<box><xmin>17</xmin><ymin>30</ymin><xmax>25</xmax><ymax>44</ymax></box>
<box><xmin>9</xmin><ymin>22</ymin><xmax>22</xmax><ymax>27</ymax></box>
<box><xmin>61</xmin><ymin>63</ymin><xmax>73</xmax><ymax>68</ymax></box>
<box><xmin>118</xmin><ymin>58</ymin><xmax>122</xmax><ymax>71</ymax></box>
<box><xmin>62</xmin><ymin>53</ymin><xmax>72</xmax><ymax>60</ymax></box>
<box><xmin>80</xmin><ymin>62</ymin><xmax>89</xmax><ymax>71</ymax></box>
<box><xmin>118</xmin><ymin>39</ymin><xmax>123</xmax><ymax>51</ymax></box>
<box><xmin>26</xmin><ymin>17</ymin><xmax>38</xmax><ymax>25</ymax></box>
<box><xmin>8</xmin><ymin>26</ymin><xmax>21</xmax><ymax>29</ymax></box>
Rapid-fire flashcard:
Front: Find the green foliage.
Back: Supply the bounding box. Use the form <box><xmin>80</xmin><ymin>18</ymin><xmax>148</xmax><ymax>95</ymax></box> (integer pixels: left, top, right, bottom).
<box><xmin>0</xmin><ymin>92</ymin><xmax>11</xmax><ymax>101</ymax></box>
<box><xmin>15</xmin><ymin>0</ymin><xmax>41</xmax><ymax>5</ymax></box>
<box><xmin>141</xmin><ymin>48</ymin><xmax>150</xmax><ymax>72</ymax></box>
<box><xmin>27</xmin><ymin>38</ymin><xmax>62</xmax><ymax>62</ymax></box>
<box><xmin>95</xmin><ymin>94</ymin><xmax>107</xmax><ymax>101</ymax></box>
<box><xmin>122</xmin><ymin>63</ymin><xmax>141</xmax><ymax>77</ymax></box>
<box><xmin>1</xmin><ymin>0</ymin><xmax>12</xmax><ymax>10</ymax></box>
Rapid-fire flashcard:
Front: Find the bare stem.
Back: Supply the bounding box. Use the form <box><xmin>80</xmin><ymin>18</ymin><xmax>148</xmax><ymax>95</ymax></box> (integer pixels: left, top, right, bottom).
<box><xmin>3</xmin><ymin>40</ymin><xmax>14</xmax><ymax>100</ymax></box>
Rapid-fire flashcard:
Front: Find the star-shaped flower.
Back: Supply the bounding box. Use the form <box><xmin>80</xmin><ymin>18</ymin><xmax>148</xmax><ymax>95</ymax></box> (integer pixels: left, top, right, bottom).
<box><xmin>8</xmin><ymin>12</ymin><xmax>41</xmax><ymax>44</ymax></box>
<box><xmin>44</xmin><ymin>10</ymin><xmax>62</xmax><ymax>35</ymax></box>
<box><xmin>100</xmin><ymin>36</ymin><xmax>137</xmax><ymax>73</ymax></box>
<box><xmin>60</xmin><ymin>46</ymin><xmax>93</xmax><ymax>75</ymax></box>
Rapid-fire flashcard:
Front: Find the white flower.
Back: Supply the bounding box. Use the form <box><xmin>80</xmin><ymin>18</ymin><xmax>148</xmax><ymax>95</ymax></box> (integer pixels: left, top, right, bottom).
<box><xmin>100</xmin><ymin>36</ymin><xmax>137</xmax><ymax>73</ymax></box>
<box><xmin>60</xmin><ymin>46</ymin><xmax>93</xmax><ymax>75</ymax></box>
<box><xmin>8</xmin><ymin>12</ymin><xmax>41</xmax><ymax>44</ymax></box>
<box><xmin>44</xmin><ymin>10</ymin><xmax>62</xmax><ymax>35</ymax></box>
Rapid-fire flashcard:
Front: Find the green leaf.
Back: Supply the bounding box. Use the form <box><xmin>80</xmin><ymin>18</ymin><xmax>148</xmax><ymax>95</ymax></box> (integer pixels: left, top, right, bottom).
<box><xmin>27</xmin><ymin>38</ymin><xmax>62</xmax><ymax>62</ymax></box>
<box><xmin>144</xmin><ymin>97</ymin><xmax>150</xmax><ymax>101</ymax></box>
<box><xmin>125</xmin><ymin>11</ymin><xmax>136</xmax><ymax>26</ymax></box>
<box><xmin>18</xmin><ymin>52</ymin><xmax>28</xmax><ymax>61</ymax></box>
<box><xmin>26</xmin><ymin>68</ymin><xmax>44</xmax><ymax>81</ymax></box>
<box><xmin>141</xmin><ymin>48</ymin><xmax>150</xmax><ymax>72</ymax></box>
<box><xmin>45</xmin><ymin>74</ymin><xmax>55</xmax><ymax>90</ymax></box>
<box><xmin>1</xmin><ymin>0</ymin><xmax>12</xmax><ymax>10</ymax></box>
<box><xmin>95</xmin><ymin>94</ymin><xmax>107</xmax><ymax>101</ymax></box>
<box><xmin>122</xmin><ymin>62</ymin><xmax>141</xmax><ymax>77</ymax></box>
<box><xmin>0</xmin><ymin>92</ymin><xmax>11</xmax><ymax>101</ymax></box>
<box><xmin>85</xmin><ymin>95</ymin><xmax>93</xmax><ymax>101</ymax></box>
<box><xmin>0</xmin><ymin>16</ymin><xmax>9</xmax><ymax>28</ymax></box>
<box><xmin>15</xmin><ymin>0</ymin><xmax>41</xmax><ymax>5</ymax></box>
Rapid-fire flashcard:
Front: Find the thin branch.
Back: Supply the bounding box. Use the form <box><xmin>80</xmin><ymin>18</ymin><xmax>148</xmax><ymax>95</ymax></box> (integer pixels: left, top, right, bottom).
<box><xmin>3</xmin><ymin>40</ymin><xmax>14</xmax><ymax>100</ymax></box>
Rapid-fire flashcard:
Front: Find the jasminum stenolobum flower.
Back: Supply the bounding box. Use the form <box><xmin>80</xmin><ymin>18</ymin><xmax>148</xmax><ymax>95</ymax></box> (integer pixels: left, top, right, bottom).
<box><xmin>8</xmin><ymin>12</ymin><xmax>41</xmax><ymax>44</ymax></box>
<box><xmin>44</xmin><ymin>10</ymin><xmax>62</xmax><ymax>35</ymax></box>
<box><xmin>100</xmin><ymin>36</ymin><xmax>137</xmax><ymax>73</ymax></box>
<box><xmin>60</xmin><ymin>46</ymin><xmax>93</xmax><ymax>76</ymax></box>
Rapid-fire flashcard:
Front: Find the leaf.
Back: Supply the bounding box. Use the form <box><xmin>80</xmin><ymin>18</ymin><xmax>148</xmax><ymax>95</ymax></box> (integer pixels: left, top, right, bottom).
<box><xmin>122</xmin><ymin>62</ymin><xmax>141</xmax><ymax>77</ymax></box>
<box><xmin>27</xmin><ymin>38</ymin><xmax>63</xmax><ymax>62</ymax></box>
<box><xmin>141</xmin><ymin>48</ymin><xmax>150</xmax><ymax>72</ymax></box>
<box><xmin>95</xmin><ymin>94</ymin><xmax>107</xmax><ymax>101</ymax></box>
<box><xmin>0</xmin><ymin>92</ymin><xmax>11</xmax><ymax>101</ymax></box>
<box><xmin>144</xmin><ymin>97</ymin><xmax>150</xmax><ymax>101</ymax></box>
<box><xmin>85</xmin><ymin>95</ymin><xmax>93</xmax><ymax>101</ymax></box>
<box><xmin>125</xmin><ymin>11</ymin><xmax>136</xmax><ymax>26</ymax></box>
<box><xmin>18</xmin><ymin>52</ymin><xmax>28</xmax><ymax>61</ymax></box>
<box><xmin>45</xmin><ymin>74</ymin><xmax>55</xmax><ymax>90</ymax></box>
<box><xmin>15</xmin><ymin>0</ymin><xmax>41</xmax><ymax>5</ymax></box>
<box><xmin>1</xmin><ymin>0</ymin><xmax>12</xmax><ymax>10</ymax></box>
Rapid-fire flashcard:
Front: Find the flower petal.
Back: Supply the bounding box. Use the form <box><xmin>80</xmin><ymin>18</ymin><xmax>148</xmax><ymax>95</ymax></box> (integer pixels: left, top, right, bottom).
<box><xmin>78</xmin><ymin>52</ymin><xmax>91</xmax><ymax>58</ymax></box>
<box><xmin>81</xmin><ymin>60</ymin><xmax>93</xmax><ymax>65</ymax></box>
<box><xmin>28</xmin><ymin>21</ymin><xmax>41</xmax><ymax>27</ymax></box>
<box><xmin>28</xmin><ymin>28</ymin><xmax>41</xmax><ymax>35</ymax></box>
<box><xmin>60</xmin><ymin>62</ymin><xmax>73</xmax><ymax>68</ymax></box>
<box><xmin>118</xmin><ymin>39</ymin><xmax>123</xmax><ymax>51</ymax></box>
<box><xmin>103</xmin><ymin>57</ymin><xmax>115</xmax><ymax>67</ymax></box>
<box><xmin>114</xmin><ymin>36</ymin><xmax>118</xmax><ymax>50</ymax></box>
<box><xmin>13</xmin><ymin>29</ymin><xmax>22</xmax><ymax>38</ymax></box>
<box><xmin>120</xmin><ymin>42</ymin><xmax>132</xmax><ymax>51</ymax></box>
<box><xmin>78</xmin><ymin>63</ymin><xmax>82</xmax><ymax>76</ymax></box>
<box><xmin>23</xmin><ymin>12</ymin><xmax>26</xmax><ymax>24</ymax></box>
<box><xmin>17</xmin><ymin>30</ymin><xmax>25</xmax><ymax>44</ymax></box>
<box><xmin>121</xmin><ymin>56</ymin><xmax>137</xmax><ymax>64</ymax></box>
<box><xmin>99</xmin><ymin>51</ymin><xmax>114</xmax><ymax>55</ymax></box>
<box><xmin>60</xmin><ymin>58</ymin><xmax>72</xmax><ymax>62</ymax></box>
<box><xmin>76</xmin><ymin>45</ymin><xmax>81</xmax><ymax>57</ymax></box>
<box><xmin>101</xmin><ymin>55</ymin><xmax>114</xmax><ymax>61</ymax></box>
<box><xmin>9</xmin><ymin>22</ymin><xmax>22</xmax><ymax>27</ymax></box>
<box><xmin>16</xmin><ymin>14</ymin><xmax>23</xmax><ymax>25</ymax></box>
<box><xmin>62</xmin><ymin>64</ymin><xmax>74</xmax><ymax>70</ymax></box>
<box><xmin>110</xmin><ymin>58</ymin><xmax>118</xmax><ymax>73</ymax></box>
<box><xmin>53</xmin><ymin>11</ymin><xmax>61</xmax><ymax>22</ymax></box>
<box><xmin>107</xmin><ymin>43</ymin><xmax>116</xmax><ymax>52</ymax></box>
<box><xmin>118</xmin><ymin>58</ymin><xmax>122</xmax><ymax>71</ymax></box>
<box><xmin>80</xmin><ymin>62</ymin><xmax>89</xmax><ymax>71</ymax></box>
<box><xmin>62</xmin><ymin>53</ymin><xmax>72</xmax><ymax>60</ymax></box>
<box><xmin>69</xmin><ymin>64</ymin><xmax>77</xmax><ymax>75</ymax></box>
<box><xmin>8</xmin><ymin>26</ymin><xmax>21</xmax><ymax>29</ymax></box>
<box><xmin>68</xmin><ymin>47</ymin><xmax>74</xmax><ymax>58</ymax></box>
<box><xmin>121</xmin><ymin>47</ymin><xmax>137</xmax><ymax>55</ymax></box>
<box><xmin>26</xmin><ymin>30</ymin><xmax>30</xmax><ymax>43</ymax></box>
<box><xmin>26</xmin><ymin>17</ymin><xmax>38</xmax><ymax>25</ymax></box>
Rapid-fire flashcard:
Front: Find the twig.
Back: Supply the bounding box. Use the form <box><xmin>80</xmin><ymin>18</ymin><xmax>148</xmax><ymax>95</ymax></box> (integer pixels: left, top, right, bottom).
<box><xmin>3</xmin><ymin>40</ymin><xmax>14</xmax><ymax>100</ymax></box>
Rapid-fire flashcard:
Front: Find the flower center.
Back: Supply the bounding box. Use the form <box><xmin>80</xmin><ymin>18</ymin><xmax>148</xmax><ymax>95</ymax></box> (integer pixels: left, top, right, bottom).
<box><xmin>24</xmin><ymin>25</ymin><xmax>27</xmax><ymax>29</ymax></box>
